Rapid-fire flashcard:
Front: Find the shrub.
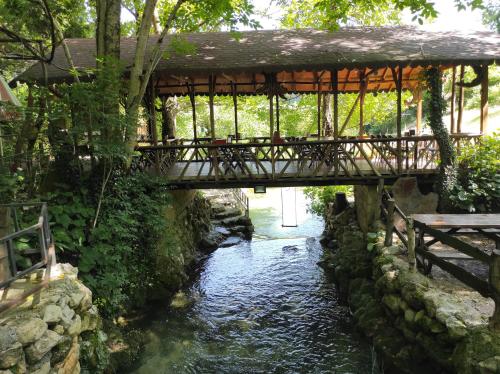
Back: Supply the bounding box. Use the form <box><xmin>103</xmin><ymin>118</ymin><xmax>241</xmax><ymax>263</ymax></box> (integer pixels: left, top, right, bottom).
<box><xmin>304</xmin><ymin>185</ymin><xmax>353</xmax><ymax>216</ymax></box>
<box><xmin>46</xmin><ymin>173</ymin><xmax>170</xmax><ymax>317</ymax></box>
<box><xmin>450</xmin><ymin>134</ymin><xmax>500</xmax><ymax>213</ymax></box>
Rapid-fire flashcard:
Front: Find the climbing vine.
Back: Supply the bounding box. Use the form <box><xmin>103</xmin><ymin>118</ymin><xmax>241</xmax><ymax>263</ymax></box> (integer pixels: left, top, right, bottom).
<box><xmin>424</xmin><ymin>67</ymin><xmax>457</xmax><ymax>211</ymax></box>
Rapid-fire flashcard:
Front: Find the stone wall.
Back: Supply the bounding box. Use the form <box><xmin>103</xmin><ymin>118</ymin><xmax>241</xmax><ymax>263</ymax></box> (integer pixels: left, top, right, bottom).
<box><xmin>150</xmin><ymin>190</ymin><xmax>212</xmax><ymax>299</ymax></box>
<box><xmin>322</xmin><ymin>206</ymin><xmax>500</xmax><ymax>373</ymax></box>
<box><xmin>0</xmin><ymin>263</ymin><xmax>101</xmax><ymax>374</ymax></box>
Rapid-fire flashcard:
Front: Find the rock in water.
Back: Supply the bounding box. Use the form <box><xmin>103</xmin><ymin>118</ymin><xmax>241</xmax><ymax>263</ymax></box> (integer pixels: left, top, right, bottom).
<box><xmin>219</xmin><ymin>236</ymin><xmax>242</xmax><ymax>248</ymax></box>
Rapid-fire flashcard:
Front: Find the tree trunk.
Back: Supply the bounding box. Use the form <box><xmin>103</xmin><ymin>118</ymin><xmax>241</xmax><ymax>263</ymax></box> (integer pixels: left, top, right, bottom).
<box><xmin>321</xmin><ymin>93</ymin><xmax>332</xmax><ymax>136</ymax></box>
<box><xmin>95</xmin><ymin>0</ymin><xmax>121</xmax><ymax>144</ymax></box>
<box><xmin>425</xmin><ymin>67</ymin><xmax>456</xmax><ymax>211</ymax></box>
<box><xmin>161</xmin><ymin>97</ymin><xmax>178</xmax><ymax>140</ymax></box>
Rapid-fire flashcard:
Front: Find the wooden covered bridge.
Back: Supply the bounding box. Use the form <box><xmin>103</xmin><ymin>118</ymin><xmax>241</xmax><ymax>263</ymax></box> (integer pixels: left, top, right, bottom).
<box><xmin>13</xmin><ymin>27</ymin><xmax>500</xmax><ymax>189</ymax></box>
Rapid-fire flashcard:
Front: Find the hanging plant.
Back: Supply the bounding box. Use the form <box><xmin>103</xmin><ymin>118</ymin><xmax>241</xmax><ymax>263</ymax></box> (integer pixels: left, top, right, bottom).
<box><xmin>423</xmin><ymin>67</ymin><xmax>457</xmax><ymax>211</ymax></box>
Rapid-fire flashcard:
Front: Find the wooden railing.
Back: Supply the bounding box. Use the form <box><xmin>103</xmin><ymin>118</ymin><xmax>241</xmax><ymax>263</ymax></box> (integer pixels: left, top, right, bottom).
<box><xmin>0</xmin><ymin>202</ymin><xmax>56</xmax><ymax>289</ymax></box>
<box><xmin>132</xmin><ymin>134</ymin><xmax>481</xmax><ymax>186</ymax></box>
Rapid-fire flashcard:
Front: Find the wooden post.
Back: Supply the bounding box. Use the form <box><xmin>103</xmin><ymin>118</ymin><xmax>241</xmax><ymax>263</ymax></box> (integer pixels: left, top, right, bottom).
<box><xmin>377</xmin><ymin>178</ymin><xmax>384</xmax><ymax>214</ymax></box>
<box><xmin>232</xmin><ymin>82</ymin><xmax>238</xmax><ymax>139</ymax></box>
<box><xmin>489</xmin><ymin>248</ymin><xmax>500</xmax><ymax>331</ymax></box>
<box><xmin>270</xmin><ymin>94</ymin><xmax>275</xmax><ymax>178</ymax></box>
<box><xmin>209</xmin><ymin>75</ymin><xmax>216</xmax><ymax>140</ymax></box>
<box><xmin>394</xmin><ymin>66</ymin><xmax>403</xmax><ymax>173</ymax></box>
<box><xmin>385</xmin><ymin>198</ymin><xmax>395</xmax><ymax>247</ymax></box>
<box><xmin>407</xmin><ymin>218</ymin><xmax>416</xmax><ymax>271</ymax></box>
<box><xmin>416</xmin><ymin>91</ymin><xmax>423</xmax><ymax>134</ymax></box>
<box><xmin>457</xmin><ymin>65</ymin><xmax>465</xmax><ymax>133</ymax></box>
<box><xmin>189</xmin><ymin>88</ymin><xmax>197</xmax><ymax>140</ymax></box>
<box><xmin>276</xmin><ymin>94</ymin><xmax>280</xmax><ymax>133</ymax></box>
<box><xmin>480</xmin><ymin>64</ymin><xmax>489</xmax><ymax>134</ymax></box>
<box><xmin>359</xmin><ymin>72</ymin><xmax>366</xmax><ymax>137</ymax></box>
<box><xmin>450</xmin><ymin>66</ymin><xmax>456</xmax><ymax>133</ymax></box>
<box><xmin>317</xmin><ymin>86</ymin><xmax>321</xmax><ymax>137</ymax></box>
<box><xmin>332</xmin><ymin>69</ymin><xmax>339</xmax><ymax>177</ymax></box>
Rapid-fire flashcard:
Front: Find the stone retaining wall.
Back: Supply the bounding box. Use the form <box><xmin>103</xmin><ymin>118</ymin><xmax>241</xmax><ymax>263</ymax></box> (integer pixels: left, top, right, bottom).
<box><xmin>322</xmin><ymin>206</ymin><xmax>500</xmax><ymax>374</ymax></box>
<box><xmin>0</xmin><ymin>263</ymin><xmax>101</xmax><ymax>374</ymax></box>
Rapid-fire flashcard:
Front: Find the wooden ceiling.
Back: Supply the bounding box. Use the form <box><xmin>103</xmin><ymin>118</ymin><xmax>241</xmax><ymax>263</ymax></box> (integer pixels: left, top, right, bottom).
<box><xmin>154</xmin><ymin>66</ymin><xmax>424</xmax><ymax>97</ymax></box>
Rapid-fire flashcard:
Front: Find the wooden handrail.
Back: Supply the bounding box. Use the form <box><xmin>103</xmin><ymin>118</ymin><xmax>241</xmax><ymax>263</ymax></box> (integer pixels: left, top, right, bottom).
<box><xmin>0</xmin><ymin>202</ymin><xmax>55</xmax><ymax>289</ymax></box>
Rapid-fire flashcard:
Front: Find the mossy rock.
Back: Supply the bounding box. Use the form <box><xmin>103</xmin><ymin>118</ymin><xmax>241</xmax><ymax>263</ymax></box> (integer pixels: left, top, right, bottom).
<box><xmin>453</xmin><ymin>327</ymin><xmax>500</xmax><ymax>374</ymax></box>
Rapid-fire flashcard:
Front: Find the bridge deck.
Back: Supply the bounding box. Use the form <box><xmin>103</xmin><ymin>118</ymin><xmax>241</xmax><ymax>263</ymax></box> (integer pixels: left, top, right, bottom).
<box><xmin>132</xmin><ymin>134</ymin><xmax>479</xmax><ymax>189</ymax></box>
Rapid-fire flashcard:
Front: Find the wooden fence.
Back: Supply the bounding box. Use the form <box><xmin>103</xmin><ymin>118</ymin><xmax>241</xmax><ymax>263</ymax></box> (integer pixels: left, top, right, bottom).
<box><xmin>0</xmin><ymin>202</ymin><xmax>56</xmax><ymax>289</ymax></box>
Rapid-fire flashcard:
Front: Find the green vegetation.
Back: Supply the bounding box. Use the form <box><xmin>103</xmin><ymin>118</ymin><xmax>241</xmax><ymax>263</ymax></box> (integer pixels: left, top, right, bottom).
<box><xmin>450</xmin><ymin>134</ymin><xmax>500</xmax><ymax>213</ymax></box>
<box><xmin>304</xmin><ymin>186</ymin><xmax>353</xmax><ymax>216</ymax></box>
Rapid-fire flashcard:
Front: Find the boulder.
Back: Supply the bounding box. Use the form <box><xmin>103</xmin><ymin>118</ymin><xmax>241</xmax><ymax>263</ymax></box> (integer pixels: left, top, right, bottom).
<box><xmin>66</xmin><ymin>315</ymin><xmax>82</xmax><ymax>337</ymax></box>
<box><xmin>28</xmin><ymin>352</ymin><xmax>51</xmax><ymax>374</ymax></box>
<box><xmin>0</xmin><ymin>327</ymin><xmax>17</xmax><ymax>352</ymax></box>
<box><xmin>392</xmin><ymin>177</ymin><xmax>438</xmax><ymax>230</ymax></box>
<box><xmin>219</xmin><ymin>236</ymin><xmax>242</xmax><ymax>248</ymax></box>
<box><xmin>15</xmin><ymin>318</ymin><xmax>47</xmax><ymax>346</ymax></box>
<box><xmin>42</xmin><ymin>305</ymin><xmax>62</xmax><ymax>324</ymax></box>
<box><xmin>25</xmin><ymin>330</ymin><xmax>62</xmax><ymax>364</ymax></box>
<box><xmin>0</xmin><ymin>343</ymin><xmax>22</xmax><ymax>369</ymax></box>
<box><xmin>81</xmin><ymin>306</ymin><xmax>100</xmax><ymax>332</ymax></box>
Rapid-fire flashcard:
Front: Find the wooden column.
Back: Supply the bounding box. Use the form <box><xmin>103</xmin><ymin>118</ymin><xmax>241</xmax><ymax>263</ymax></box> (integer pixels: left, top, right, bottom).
<box><xmin>489</xmin><ymin>248</ymin><xmax>500</xmax><ymax>331</ymax></box>
<box><xmin>189</xmin><ymin>85</ymin><xmax>197</xmax><ymax>140</ymax></box>
<box><xmin>480</xmin><ymin>64</ymin><xmax>489</xmax><ymax>134</ymax></box>
<box><xmin>416</xmin><ymin>93</ymin><xmax>423</xmax><ymax>134</ymax></box>
<box><xmin>457</xmin><ymin>65</ymin><xmax>465</xmax><ymax>133</ymax></box>
<box><xmin>332</xmin><ymin>69</ymin><xmax>339</xmax><ymax>177</ymax></box>
<box><xmin>317</xmin><ymin>87</ymin><xmax>321</xmax><ymax>137</ymax></box>
<box><xmin>269</xmin><ymin>94</ymin><xmax>274</xmax><ymax>139</ymax></box>
<box><xmin>270</xmin><ymin>94</ymin><xmax>275</xmax><ymax>178</ymax></box>
<box><xmin>450</xmin><ymin>67</ymin><xmax>456</xmax><ymax>133</ymax></box>
<box><xmin>209</xmin><ymin>75</ymin><xmax>216</xmax><ymax>140</ymax></box>
<box><xmin>232</xmin><ymin>82</ymin><xmax>238</xmax><ymax>139</ymax></box>
<box><xmin>359</xmin><ymin>72</ymin><xmax>366</xmax><ymax>137</ymax></box>
<box><xmin>276</xmin><ymin>95</ymin><xmax>280</xmax><ymax>133</ymax></box>
<box><xmin>393</xmin><ymin>66</ymin><xmax>403</xmax><ymax>173</ymax></box>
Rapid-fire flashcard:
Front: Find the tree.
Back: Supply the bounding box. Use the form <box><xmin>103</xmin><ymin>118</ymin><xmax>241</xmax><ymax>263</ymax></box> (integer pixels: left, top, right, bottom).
<box><xmin>482</xmin><ymin>0</ymin><xmax>500</xmax><ymax>33</ymax></box>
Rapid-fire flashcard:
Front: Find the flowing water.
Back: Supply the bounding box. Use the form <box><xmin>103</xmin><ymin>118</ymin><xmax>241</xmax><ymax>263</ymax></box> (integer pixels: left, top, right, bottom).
<box><xmin>133</xmin><ymin>188</ymin><xmax>373</xmax><ymax>373</ymax></box>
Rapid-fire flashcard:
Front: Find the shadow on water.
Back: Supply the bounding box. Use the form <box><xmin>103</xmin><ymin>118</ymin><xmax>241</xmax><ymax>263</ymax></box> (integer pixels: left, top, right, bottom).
<box><xmin>132</xmin><ymin>188</ymin><xmax>373</xmax><ymax>373</ymax></box>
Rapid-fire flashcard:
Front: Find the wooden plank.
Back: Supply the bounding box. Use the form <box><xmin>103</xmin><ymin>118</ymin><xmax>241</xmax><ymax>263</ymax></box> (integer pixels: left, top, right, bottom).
<box><xmin>416</xmin><ymin>247</ymin><xmax>491</xmax><ymax>297</ymax></box>
<box><xmin>413</xmin><ymin>214</ymin><xmax>500</xmax><ymax>229</ymax></box>
<box><xmin>339</xmin><ymin>93</ymin><xmax>360</xmax><ymax>135</ymax></box>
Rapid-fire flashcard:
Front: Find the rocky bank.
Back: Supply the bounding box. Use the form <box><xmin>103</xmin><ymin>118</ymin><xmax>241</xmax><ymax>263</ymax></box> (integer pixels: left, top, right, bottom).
<box><xmin>0</xmin><ymin>264</ymin><xmax>103</xmax><ymax>374</ymax></box>
<box><xmin>321</xmin><ymin>204</ymin><xmax>500</xmax><ymax>373</ymax></box>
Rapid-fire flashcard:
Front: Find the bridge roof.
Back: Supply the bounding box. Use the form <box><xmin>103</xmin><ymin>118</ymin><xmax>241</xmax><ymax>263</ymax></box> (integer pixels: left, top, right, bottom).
<box><xmin>12</xmin><ymin>27</ymin><xmax>500</xmax><ymax>95</ymax></box>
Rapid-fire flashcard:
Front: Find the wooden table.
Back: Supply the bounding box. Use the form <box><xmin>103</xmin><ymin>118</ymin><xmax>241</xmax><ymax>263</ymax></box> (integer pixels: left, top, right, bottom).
<box><xmin>412</xmin><ymin>214</ymin><xmax>500</xmax><ymax>229</ymax></box>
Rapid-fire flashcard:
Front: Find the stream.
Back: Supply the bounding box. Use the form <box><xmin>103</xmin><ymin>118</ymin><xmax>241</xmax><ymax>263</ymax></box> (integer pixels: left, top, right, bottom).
<box><xmin>132</xmin><ymin>188</ymin><xmax>373</xmax><ymax>373</ymax></box>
